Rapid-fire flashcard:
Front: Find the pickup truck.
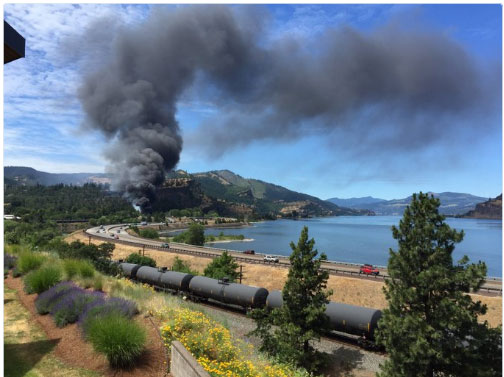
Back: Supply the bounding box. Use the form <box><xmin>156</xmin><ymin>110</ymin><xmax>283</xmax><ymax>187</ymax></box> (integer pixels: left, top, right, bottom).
<box><xmin>264</xmin><ymin>255</ymin><xmax>279</xmax><ymax>263</ymax></box>
<box><xmin>161</xmin><ymin>243</ymin><xmax>170</xmax><ymax>248</ymax></box>
<box><xmin>359</xmin><ymin>264</ymin><xmax>380</xmax><ymax>276</ymax></box>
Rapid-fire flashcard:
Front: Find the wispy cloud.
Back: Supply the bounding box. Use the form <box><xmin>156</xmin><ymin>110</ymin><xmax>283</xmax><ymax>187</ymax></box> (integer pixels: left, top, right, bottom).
<box><xmin>3</xmin><ymin>4</ymin><xmax>151</xmax><ymax>172</ymax></box>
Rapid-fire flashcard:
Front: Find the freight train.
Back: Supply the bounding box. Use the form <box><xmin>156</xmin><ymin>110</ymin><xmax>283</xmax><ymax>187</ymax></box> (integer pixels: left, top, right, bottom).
<box><xmin>118</xmin><ymin>262</ymin><xmax>382</xmax><ymax>349</ymax></box>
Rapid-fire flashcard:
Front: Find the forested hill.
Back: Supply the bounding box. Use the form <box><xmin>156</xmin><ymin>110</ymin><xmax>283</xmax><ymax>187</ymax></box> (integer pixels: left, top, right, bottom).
<box><xmin>4</xmin><ymin>183</ymin><xmax>137</xmax><ymax>222</ymax></box>
<box><xmin>164</xmin><ymin>169</ymin><xmax>371</xmax><ymax>218</ymax></box>
<box><xmin>4</xmin><ymin>166</ymin><xmax>110</xmax><ymax>186</ymax></box>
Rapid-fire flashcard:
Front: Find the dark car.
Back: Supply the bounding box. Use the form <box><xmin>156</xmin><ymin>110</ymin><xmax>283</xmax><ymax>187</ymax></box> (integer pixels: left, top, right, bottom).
<box><xmin>359</xmin><ymin>264</ymin><xmax>379</xmax><ymax>276</ymax></box>
<box><xmin>161</xmin><ymin>243</ymin><xmax>170</xmax><ymax>248</ymax></box>
<box><xmin>243</xmin><ymin>250</ymin><xmax>255</xmax><ymax>255</ymax></box>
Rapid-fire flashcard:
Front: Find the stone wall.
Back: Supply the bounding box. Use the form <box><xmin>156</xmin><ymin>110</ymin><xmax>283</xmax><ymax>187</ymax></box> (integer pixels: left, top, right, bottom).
<box><xmin>170</xmin><ymin>340</ymin><xmax>210</xmax><ymax>377</ymax></box>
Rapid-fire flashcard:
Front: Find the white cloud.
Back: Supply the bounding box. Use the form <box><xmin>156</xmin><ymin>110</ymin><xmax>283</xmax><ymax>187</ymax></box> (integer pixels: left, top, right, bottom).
<box><xmin>4</xmin><ymin>4</ymin><xmax>151</xmax><ymax>171</ymax></box>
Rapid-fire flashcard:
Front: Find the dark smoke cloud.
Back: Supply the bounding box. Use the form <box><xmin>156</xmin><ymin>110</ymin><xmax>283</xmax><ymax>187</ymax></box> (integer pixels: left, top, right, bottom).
<box><xmin>78</xmin><ymin>5</ymin><xmax>266</xmax><ymax>210</ymax></box>
<box><xmin>78</xmin><ymin>5</ymin><xmax>500</xmax><ymax>209</ymax></box>
<box><xmin>193</xmin><ymin>22</ymin><xmax>499</xmax><ymax>155</ymax></box>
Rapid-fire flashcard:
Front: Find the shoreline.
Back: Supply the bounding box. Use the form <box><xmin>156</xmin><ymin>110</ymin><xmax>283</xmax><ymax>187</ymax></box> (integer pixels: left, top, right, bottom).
<box><xmin>205</xmin><ymin>238</ymin><xmax>254</xmax><ymax>244</ymax></box>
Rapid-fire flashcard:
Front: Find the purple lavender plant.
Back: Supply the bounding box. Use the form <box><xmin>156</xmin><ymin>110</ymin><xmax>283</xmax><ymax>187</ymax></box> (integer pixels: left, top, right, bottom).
<box><xmin>4</xmin><ymin>253</ymin><xmax>17</xmax><ymax>269</ymax></box>
<box><xmin>35</xmin><ymin>282</ymin><xmax>80</xmax><ymax>314</ymax></box>
<box><xmin>51</xmin><ymin>290</ymin><xmax>105</xmax><ymax>328</ymax></box>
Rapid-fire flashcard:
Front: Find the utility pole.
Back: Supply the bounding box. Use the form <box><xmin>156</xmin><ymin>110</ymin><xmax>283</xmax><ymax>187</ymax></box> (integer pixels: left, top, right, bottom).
<box><xmin>239</xmin><ymin>265</ymin><xmax>243</xmax><ymax>284</ymax></box>
<box><xmin>88</xmin><ymin>236</ymin><xmax>91</xmax><ymax>246</ymax></box>
<box><xmin>142</xmin><ymin>244</ymin><xmax>145</xmax><ymax>257</ymax></box>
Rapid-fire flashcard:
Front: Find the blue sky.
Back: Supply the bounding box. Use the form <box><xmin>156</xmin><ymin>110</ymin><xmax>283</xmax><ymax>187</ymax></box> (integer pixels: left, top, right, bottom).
<box><xmin>4</xmin><ymin>4</ymin><xmax>502</xmax><ymax>200</ymax></box>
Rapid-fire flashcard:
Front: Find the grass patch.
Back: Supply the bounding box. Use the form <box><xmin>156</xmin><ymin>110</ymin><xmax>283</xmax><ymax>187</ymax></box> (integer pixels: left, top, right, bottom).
<box><xmin>85</xmin><ymin>312</ymin><xmax>146</xmax><ymax>368</ymax></box>
<box><xmin>24</xmin><ymin>265</ymin><xmax>62</xmax><ymax>294</ymax></box>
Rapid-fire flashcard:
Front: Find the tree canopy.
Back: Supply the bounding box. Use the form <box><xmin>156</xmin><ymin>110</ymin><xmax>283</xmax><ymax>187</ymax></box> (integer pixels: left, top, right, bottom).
<box><xmin>376</xmin><ymin>192</ymin><xmax>501</xmax><ymax>377</ymax></box>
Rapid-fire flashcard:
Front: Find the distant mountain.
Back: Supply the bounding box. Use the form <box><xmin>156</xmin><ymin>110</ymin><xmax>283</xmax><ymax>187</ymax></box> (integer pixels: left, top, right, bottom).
<box><xmin>159</xmin><ymin>169</ymin><xmax>372</xmax><ymax>218</ymax></box>
<box><xmin>461</xmin><ymin>194</ymin><xmax>502</xmax><ymax>219</ymax></box>
<box><xmin>344</xmin><ymin>192</ymin><xmax>488</xmax><ymax>216</ymax></box>
<box><xmin>4</xmin><ymin>166</ymin><xmax>111</xmax><ymax>186</ymax></box>
<box><xmin>326</xmin><ymin>196</ymin><xmax>386</xmax><ymax>207</ymax></box>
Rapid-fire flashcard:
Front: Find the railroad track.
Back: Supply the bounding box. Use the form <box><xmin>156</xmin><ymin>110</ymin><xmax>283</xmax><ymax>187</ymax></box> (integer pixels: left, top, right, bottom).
<box><xmin>84</xmin><ymin>229</ymin><xmax>502</xmax><ymax>296</ymax></box>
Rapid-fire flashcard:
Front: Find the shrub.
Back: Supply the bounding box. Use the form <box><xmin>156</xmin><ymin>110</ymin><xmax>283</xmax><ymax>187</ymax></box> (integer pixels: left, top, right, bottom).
<box><xmin>79</xmin><ymin>297</ymin><xmax>139</xmax><ymax>335</ymax></box>
<box><xmin>125</xmin><ymin>253</ymin><xmax>156</xmax><ymax>267</ymax></box>
<box><xmin>17</xmin><ymin>252</ymin><xmax>46</xmax><ymax>274</ymax></box>
<box><xmin>171</xmin><ymin>257</ymin><xmax>198</xmax><ymax>275</ymax></box>
<box><xmin>139</xmin><ymin>228</ymin><xmax>159</xmax><ymax>239</ymax></box>
<box><xmin>78</xmin><ymin>260</ymin><xmax>95</xmax><ymax>278</ymax></box>
<box><xmin>35</xmin><ymin>282</ymin><xmax>80</xmax><ymax>314</ymax></box>
<box><xmin>4</xmin><ymin>253</ymin><xmax>17</xmax><ymax>269</ymax></box>
<box><xmin>12</xmin><ymin>268</ymin><xmax>22</xmax><ymax>278</ymax></box>
<box><xmin>86</xmin><ymin>312</ymin><xmax>146</xmax><ymax>367</ymax></box>
<box><xmin>51</xmin><ymin>290</ymin><xmax>104</xmax><ymax>327</ymax></box>
<box><xmin>24</xmin><ymin>265</ymin><xmax>62</xmax><ymax>294</ymax></box>
<box><xmin>63</xmin><ymin>259</ymin><xmax>80</xmax><ymax>279</ymax></box>
<box><xmin>93</xmin><ymin>275</ymin><xmax>103</xmax><ymax>291</ymax></box>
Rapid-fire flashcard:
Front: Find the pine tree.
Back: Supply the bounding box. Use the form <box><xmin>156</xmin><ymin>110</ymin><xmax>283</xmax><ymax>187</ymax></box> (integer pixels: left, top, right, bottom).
<box><xmin>203</xmin><ymin>251</ymin><xmax>239</xmax><ymax>281</ymax></box>
<box><xmin>376</xmin><ymin>192</ymin><xmax>501</xmax><ymax>377</ymax></box>
<box><xmin>249</xmin><ymin>226</ymin><xmax>332</xmax><ymax>371</ymax></box>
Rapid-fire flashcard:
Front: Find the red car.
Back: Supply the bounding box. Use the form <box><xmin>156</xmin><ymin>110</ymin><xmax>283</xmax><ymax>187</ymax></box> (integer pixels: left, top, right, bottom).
<box><xmin>243</xmin><ymin>250</ymin><xmax>255</xmax><ymax>255</ymax></box>
<box><xmin>359</xmin><ymin>264</ymin><xmax>379</xmax><ymax>276</ymax></box>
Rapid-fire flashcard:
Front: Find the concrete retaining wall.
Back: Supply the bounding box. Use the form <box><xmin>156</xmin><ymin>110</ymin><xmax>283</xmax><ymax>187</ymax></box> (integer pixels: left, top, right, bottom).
<box><xmin>171</xmin><ymin>340</ymin><xmax>210</xmax><ymax>377</ymax></box>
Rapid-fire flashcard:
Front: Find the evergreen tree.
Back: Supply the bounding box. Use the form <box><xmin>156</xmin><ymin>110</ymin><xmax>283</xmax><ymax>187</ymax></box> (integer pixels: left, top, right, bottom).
<box><xmin>203</xmin><ymin>251</ymin><xmax>239</xmax><ymax>281</ymax></box>
<box><xmin>376</xmin><ymin>192</ymin><xmax>501</xmax><ymax>377</ymax></box>
<box><xmin>249</xmin><ymin>226</ymin><xmax>331</xmax><ymax>372</ymax></box>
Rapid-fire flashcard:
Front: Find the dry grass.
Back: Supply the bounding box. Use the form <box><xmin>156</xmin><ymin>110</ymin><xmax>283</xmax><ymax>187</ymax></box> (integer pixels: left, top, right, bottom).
<box><xmin>65</xmin><ymin>232</ymin><xmax>502</xmax><ymax>328</ymax></box>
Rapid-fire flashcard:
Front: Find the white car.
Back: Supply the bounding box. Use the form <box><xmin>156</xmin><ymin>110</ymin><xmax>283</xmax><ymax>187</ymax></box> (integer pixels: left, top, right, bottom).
<box><xmin>263</xmin><ymin>255</ymin><xmax>279</xmax><ymax>263</ymax></box>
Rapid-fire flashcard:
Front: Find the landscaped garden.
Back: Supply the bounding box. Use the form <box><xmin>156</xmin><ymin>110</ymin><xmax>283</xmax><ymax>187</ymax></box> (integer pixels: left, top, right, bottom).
<box><xmin>4</xmin><ymin>241</ymin><xmax>311</xmax><ymax>377</ymax></box>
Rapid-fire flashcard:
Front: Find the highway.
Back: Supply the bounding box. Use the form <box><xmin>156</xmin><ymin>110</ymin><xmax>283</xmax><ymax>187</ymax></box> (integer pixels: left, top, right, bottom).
<box><xmin>85</xmin><ymin>224</ymin><xmax>502</xmax><ymax>295</ymax></box>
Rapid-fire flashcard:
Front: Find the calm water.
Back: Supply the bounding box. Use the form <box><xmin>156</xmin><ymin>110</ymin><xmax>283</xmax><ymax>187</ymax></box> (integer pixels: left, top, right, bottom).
<box><xmin>198</xmin><ymin>216</ymin><xmax>502</xmax><ymax>277</ymax></box>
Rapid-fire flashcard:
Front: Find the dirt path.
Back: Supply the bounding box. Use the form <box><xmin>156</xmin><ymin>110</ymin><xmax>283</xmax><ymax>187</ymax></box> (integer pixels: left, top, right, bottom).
<box><xmin>4</xmin><ymin>274</ymin><xmax>169</xmax><ymax>377</ymax></box>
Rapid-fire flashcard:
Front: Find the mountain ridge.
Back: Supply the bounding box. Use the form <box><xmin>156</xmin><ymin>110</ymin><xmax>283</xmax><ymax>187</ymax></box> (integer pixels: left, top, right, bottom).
<box><xmin>327</xmin><ymin>192</ymin><xmax>491</xmax><ymax>216</ymax></box>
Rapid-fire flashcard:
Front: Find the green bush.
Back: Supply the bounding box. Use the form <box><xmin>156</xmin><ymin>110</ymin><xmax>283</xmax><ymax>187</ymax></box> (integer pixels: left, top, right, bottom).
<box><xmin>78</xmin><ymin>260</ymin><xmax>95</xmax><ymax>278</ymax></box>
<box><xmin>125</xmin><ymin>253</ymin><xmax>156</xmax><ymax>267</ymax></box>
<box><xmin>139</xmin><ymin>228</ymin><xmax>159</xmax><ymax>239</ymax></box>
<box><xmin>86</xmin><ymin>312</ymin><xmax>146</xmax><ymax>367</ymax></box>
<box><xmin>63</xmin><ymin>259</ymin><xmax>80</xmax><ymax>279</ymax></box>
<box><xmin>24</xmin><ymin>265</ymin><xmax>62</xmax><ymax>294</ymax></box>
<box><xmin>93</xmin><ymin>275</ymin><xmax>103</xmax><ymax>291</ymax></box>
<box><xmin>12</xmin><ymin>268</ymin><xmax>21</xmax><ymax>278</ymax></box>
<box><xmin>17</xmin><ymin>252</ymin><xmax>46</xmax><ymax>274</ymax></box>
<box><xmin>171</xmin><ymin>257</ymin><xmax>198</xmax><ymax>275</ymax></box>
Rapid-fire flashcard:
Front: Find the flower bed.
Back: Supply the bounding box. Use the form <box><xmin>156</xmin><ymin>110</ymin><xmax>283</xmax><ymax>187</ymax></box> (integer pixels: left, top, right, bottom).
<box><xmin>160</xmin><ymin>307</ymin><xmax>308</xmax><ymax>377</ymax></box>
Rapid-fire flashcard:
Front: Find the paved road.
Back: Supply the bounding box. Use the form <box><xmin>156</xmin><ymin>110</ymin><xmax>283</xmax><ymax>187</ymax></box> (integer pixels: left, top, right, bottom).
<box><xmin>85</xmin><ymin>224</ymin><xmax>502</xmax><ymax>295</ymax></box>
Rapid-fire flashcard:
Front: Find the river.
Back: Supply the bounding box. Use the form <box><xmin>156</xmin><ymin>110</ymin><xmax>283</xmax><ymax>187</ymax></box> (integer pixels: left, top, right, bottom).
<box><xmin>195</xmin><ymin>216</ymin><xmax>502</xmax><ymax>278</ymax></box>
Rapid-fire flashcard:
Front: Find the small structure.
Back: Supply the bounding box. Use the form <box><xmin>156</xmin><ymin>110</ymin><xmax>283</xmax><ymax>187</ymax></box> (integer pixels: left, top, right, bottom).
<box><xmin>4</xmin><ymin>20</ymin><xmax>25</xmax><ymax>64</ymax></box>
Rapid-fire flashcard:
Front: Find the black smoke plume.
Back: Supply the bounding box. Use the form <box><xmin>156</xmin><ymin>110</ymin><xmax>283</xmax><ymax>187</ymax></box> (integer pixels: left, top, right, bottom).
<box><xmin>78</xmin><ymin>5</ymin><xmax>265</xmax><ymax>211</ymax></box>
<box><xmin>78</xmin><ymin>6</ymin><xmax>499</xmax><ymax>209</ymax></box>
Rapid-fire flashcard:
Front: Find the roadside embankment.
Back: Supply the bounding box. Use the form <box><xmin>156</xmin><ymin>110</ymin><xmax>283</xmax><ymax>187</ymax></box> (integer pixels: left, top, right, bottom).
<box><xmin>66</xmin><ymin>231</ymin><xmax>502</xmax><ymax>328</ymax></box>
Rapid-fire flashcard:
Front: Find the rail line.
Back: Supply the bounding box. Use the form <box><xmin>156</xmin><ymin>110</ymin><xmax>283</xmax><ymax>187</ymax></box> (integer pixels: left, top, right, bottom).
<box><xmin>84</xmin><ymin>229</ymin><xmax>502</xmax><ymax>295</ymax></box>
